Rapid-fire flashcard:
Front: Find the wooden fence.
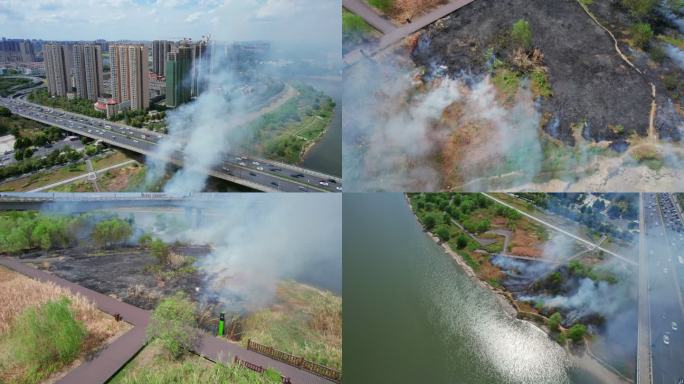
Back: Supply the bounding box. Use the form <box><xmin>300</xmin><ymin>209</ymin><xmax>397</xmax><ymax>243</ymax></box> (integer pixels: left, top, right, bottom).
<box><xmin>246</xmin><ymin>339</ymin><xmax>341</xmax><ymax>383</ymax></box>
<box><xmin>233</xmin><ymin>356</ymin><xmax>292</xmax><ymax>384</ymax></box>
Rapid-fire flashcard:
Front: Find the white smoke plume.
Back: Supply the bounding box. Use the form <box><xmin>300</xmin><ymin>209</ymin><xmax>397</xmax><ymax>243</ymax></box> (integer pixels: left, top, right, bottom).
<box><xmin>343</xmin><ymin>55</ymin><xmax>542</xmax><ymax>192</ymax></box>
<box><xmin>135</xmin><ymin>194</ymin><xmax>342</xmax><ymax>311</ymax></box>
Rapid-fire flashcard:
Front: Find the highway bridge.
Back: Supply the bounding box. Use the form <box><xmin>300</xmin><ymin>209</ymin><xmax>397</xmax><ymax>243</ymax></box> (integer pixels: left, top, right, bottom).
<box><xmin>0</xmin><ymin>97</ymin><xmax>342</xmax><ymax>193</ymax></box>
<box><xmin>0</xmin><ymin>192</ymin><xmax>234</xmax><ymax>211</ymax></box>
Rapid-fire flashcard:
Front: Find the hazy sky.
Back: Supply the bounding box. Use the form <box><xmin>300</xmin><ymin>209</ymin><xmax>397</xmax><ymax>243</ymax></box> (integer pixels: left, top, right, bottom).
<box><xmin>0</xmin><ymin>0</ymin><xmax>340</xmax><ymax>47</ymax></box>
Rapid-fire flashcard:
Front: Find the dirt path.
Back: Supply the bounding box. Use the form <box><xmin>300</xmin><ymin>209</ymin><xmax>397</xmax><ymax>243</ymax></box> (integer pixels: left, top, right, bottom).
<box><xmin>0</xmin><ymin>257</ymin><xmax>335</xmax><ymax>384</ymax></box>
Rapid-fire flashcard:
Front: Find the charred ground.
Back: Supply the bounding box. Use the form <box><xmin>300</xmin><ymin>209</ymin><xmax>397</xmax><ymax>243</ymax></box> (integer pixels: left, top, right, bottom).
<box><xmin>411</xmin><ymin>0</ymin><xmax>651</xmax><ymax>145</ymax></box>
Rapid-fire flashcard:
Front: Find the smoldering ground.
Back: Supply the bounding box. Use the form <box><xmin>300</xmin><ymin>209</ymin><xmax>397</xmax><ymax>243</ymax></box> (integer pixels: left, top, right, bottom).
<box><xmin>343</xmin><ymin>55</ymin><xmax>543</xmax><ymax>192</ymax></box>
<box><xmin>37</xmin><ymin>194</ymin><xmax>342</xmax><ymax>313</ymax></box>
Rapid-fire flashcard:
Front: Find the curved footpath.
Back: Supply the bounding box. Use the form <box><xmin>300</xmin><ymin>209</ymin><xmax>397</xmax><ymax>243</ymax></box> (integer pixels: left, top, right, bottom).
<box><xmin>0</xmin><ymin>257</ymin><xmax>334</xmax><ymax>384</ymax></box>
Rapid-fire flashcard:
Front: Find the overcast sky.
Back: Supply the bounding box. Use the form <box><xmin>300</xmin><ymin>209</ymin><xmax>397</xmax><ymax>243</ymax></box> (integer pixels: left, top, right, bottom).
<box><xmin>0</xmin><ymin>0</ymin><xmax>340</xmax><ymax>47</ymax></box>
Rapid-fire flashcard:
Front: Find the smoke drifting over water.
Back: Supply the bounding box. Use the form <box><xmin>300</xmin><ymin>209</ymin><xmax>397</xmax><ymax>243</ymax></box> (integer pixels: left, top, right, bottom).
<box><xmin>343</xmin><ymin>56</ymin><xmax>542</xmax><ymax>192</ymax></box>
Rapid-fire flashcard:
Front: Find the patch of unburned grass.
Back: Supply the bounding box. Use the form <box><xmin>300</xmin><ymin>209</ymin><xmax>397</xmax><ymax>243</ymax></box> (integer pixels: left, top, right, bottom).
<box><xmin>109</xmin><ymin>340</ymin><xmax>280</xmax><ymax>384</ymax></box>
<box><xmin>0</xmin><ymin>266</ymin><xmax>129</xmax><ymax>383</ymax></box>
<box><xmin>241</xmin><ymin>281</ymin><xmax>342</xmax><ymax>370</ymax></box>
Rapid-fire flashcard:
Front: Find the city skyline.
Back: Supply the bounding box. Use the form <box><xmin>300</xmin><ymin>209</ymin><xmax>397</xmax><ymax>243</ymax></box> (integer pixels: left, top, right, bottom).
<box><xmin>0</xmin><ymin>0</ymin><xmax>341</xmax><ymax>49</ymax></box>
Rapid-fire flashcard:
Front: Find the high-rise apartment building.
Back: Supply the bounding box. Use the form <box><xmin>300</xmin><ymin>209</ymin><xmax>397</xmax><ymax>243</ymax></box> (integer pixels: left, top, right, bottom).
<box><xmin>190</xmin><ymin>38</ymin><xmax>211</xmax><ymax>97</ymax></box>
<box><xmin>152</xmin><ymin>40</ymin><xmax>172</xmax><ymax>76</ymax></box>
<box><xmin>165</xmin><ymin>44</ymin><xmax>192</xmax><ymax>108</ymax></box>
<box><xmin>109</xmin><ymin>44</ymin><xmax>149</xmax><ymax>111</ymax></box>
<box><xmin>43</xmin><ymin>44</ymin><xmax>69</xmax><ymax>97</ymax></box>
<box><xmin>19</xmin><ymin>40</ymin><xmax>34</xmax><ymax>62</ymax></box>
<box><xmin>73</xmin><ymin>44</ymin><xmax>103</xmax><ymax>101</ymax></box>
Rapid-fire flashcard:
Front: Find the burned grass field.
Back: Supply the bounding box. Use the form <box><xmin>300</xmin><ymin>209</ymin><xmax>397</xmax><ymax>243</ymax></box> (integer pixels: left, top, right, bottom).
<box><xmin>343</xmin><ymin>0</ymin><xmax>684</xmax><ymax>191</ymax></box>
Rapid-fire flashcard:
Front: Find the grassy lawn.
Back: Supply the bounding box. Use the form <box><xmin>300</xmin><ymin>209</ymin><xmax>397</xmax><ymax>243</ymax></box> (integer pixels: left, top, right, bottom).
<box><xmin>0</xmin><ymin>266</ymin><xmax>129</xmax><ymax>384</ymax></box>
<box><xmin>0</xmin><ymin>163</ymin><xmax>87</xmax><ymax>192</ymax></box>
<box><xmin>49</xmin><ymin>163</ymin><xmax>146</xmax><ymax>192</ymax></box>
<box><xmin>241</xmin><ymin>281</ymin><xmax>342</xmax><ymax>370</ymax></box>
<box><xmin>92</xmin><ymin>151</ymin><xmax>132</xmax><ymax>171</ymax></box>
<box><xmin>240</xmin><ymin>84</ymin><xmax>335</xmax><ymax>165</ymax></box>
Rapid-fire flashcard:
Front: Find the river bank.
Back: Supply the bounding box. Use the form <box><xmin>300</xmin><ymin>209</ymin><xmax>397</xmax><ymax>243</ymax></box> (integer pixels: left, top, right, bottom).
<box><xmin>404</xmin><ymin>193</ymin><xmax>632</xmax><ymax>384</ymax></box>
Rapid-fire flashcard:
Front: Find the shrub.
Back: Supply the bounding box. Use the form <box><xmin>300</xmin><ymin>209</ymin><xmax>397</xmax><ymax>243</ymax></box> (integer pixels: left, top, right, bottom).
<box><xmin>9</xmin><ymin>297</ymin><xmax>86</xmax><ymax>379</ymax></box>
<box><xmin>150</xmin><ymin>238</ymin><xmax>170</xmax><ymax>264</ymax></box>
<box><xmin>147</xmin><ymin>293</ymin><xmax>199</xmax><ymax>359</ymax></box>
<box><xmin>435</xmin><ymin>225</ymin><xmax>451</xmax><ymax>242</ymax></box>
<box><xmin>630</xmin><ymin>22</ymin><xmax>653</xmax><ymax>49</ymax></box>
<box><xmin>92</xmin><ymin>218</ymin><xmax>132</xmax><ymax>248</ymax></box>
<box><xmin>621</xmin><ymin>0</ymin><xmax>658</xmax><ymax>17</ymax></box>
<box><xmin>511</xmin><ymin>19</ymin><xmax>532</xmax><ymax>49</ymax></box>
<box><xmin>548</xmin><ymin>312</ymin><xmax>562</xmax><ymax>331</ymax></box>
<box><xmin>567</xmin><ymin>323</ymin><xmax>587</xmax><ymax>342</ymax></box>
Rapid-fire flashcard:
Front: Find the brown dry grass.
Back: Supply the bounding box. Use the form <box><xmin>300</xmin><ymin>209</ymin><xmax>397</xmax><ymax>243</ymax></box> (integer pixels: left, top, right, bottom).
<box><xmin>510</xmin><ymin>228</ymin><xmax>543</xmax><ymax>257</ymax></box>
<box><xmin>384</xmin><ymin>0</ymin><xmax>449</xmax><ymax>24</ymax></box>
<box><xmin>0</xmin><ymin>266</ymin><xmax>130</xmax><ymax>384</ymax></box>
<box><xmin>0</xmin><ymin>266</ymin><xmax>128</xmax><ymax>338</ymax></box>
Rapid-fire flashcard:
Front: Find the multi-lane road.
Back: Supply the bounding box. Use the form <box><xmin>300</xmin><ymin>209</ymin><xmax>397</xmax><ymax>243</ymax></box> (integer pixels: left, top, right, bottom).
<box><xmin>0</xmin><ymin>97</ymin><xmax>342</xmax><ymax>192</ymax></box>
<box><xmin>643</xmin><ymin>193</ymin><xmax>684</xmax><ymax>384</ymax></box>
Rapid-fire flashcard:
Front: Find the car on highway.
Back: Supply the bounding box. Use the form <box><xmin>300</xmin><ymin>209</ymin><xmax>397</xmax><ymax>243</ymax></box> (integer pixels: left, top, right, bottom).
<box><xmin>663</xmin><ymin>332</ymin><xmax>670</xmax><ymax>345</ymax></box>
<box><xmin>673</xmin><ymin>322</ymin><xmax>678</xmax><ymax>331</ymax></box>
<box><xmin>336</xmin><ymin>186</ymin><xmax>342</xmax><ymax>191</ymax></box>
<box><xmin>249</xmin><ymin>172</ymin><xmax>256</xmax><ymax>177</ymax></box>
<box><xmin>270</xmin><ymin>182</ymin><xmax>278</xmax><ymax>188</ymax></box>
<box><xmin>319</xmin><ymin>181</ymin><xmax>329</xmax><ymax>186</ymax></box>
<box><xmin>256</xmin><ymin>167</ymin><xmax>264</xmax><ymax>171</ymax></box>
<box><xmin>239</xmin><ymin>162</ymin><xmax>246</xmax><ymax>166</ymax></box>
<box><xmin>252</xmin><ymin>161</ymin><xmax>260</xmax><ymax>166</ymax></box>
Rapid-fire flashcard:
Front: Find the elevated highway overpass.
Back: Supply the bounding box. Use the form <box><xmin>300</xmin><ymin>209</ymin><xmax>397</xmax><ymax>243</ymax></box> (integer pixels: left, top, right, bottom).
<box><xmin>0</xmin><ymin>97</ymin><xmax>341</xmax><ymax>193</ymax></box>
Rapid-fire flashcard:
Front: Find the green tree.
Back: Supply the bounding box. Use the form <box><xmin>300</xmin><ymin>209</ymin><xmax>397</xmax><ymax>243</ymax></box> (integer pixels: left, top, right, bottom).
<box><xmin>423</xmin><ymin>214</ymin><xmax>437</xmax><ymax>230</ymax></box>
<box><xmin>548</xmin><ymin>312</ymin><xmax>562</xmax><ymax>332</ymax></box>
<box><xmin>435</xmin><ymin>225</ymin><xmax>451</xmax><ymax>242</ymax></box>
<box><xmin>147</xmin><ymin>293</ymin><xmax>199</xmax><ymax>359</ymax></box>
<box><xmin>630</xmin><ymin>22</ymin><xmax>653</xmax><ymax>49</ymax></box>
<box><xmin>511</xmin><ymin>19</ymin><xmax>532</xmax><ymax>49</ymax></box>
<box><xmin>567</xmin><ymin>323</ymin><xmax>587</xmax><ymax>342</ymax></box>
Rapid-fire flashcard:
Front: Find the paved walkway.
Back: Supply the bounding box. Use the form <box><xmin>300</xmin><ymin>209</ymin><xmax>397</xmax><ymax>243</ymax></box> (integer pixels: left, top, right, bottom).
<box><xmin>29</xmin><ymin>160</ymin><xmax>136</xmax><ymax>192</ymax></box>
<box><xmin>343</xmin><ymin>0</ymin><xmax>478</xmax><ymax>51</ymax></box>
<box><xmin>0</xmin><ymin>257</ymin><xmax>334</xmax><ymax>384</ymax></box>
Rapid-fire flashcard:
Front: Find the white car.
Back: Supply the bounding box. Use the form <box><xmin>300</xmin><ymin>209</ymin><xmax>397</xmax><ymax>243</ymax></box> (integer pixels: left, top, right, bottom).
<box><xmin>663</xmin><ymin>333</ymin><xmax>670</xmax><ymax>345</ymax></box>
<box><xmin>252</xmin><ymin>161</ymin><xmax>260</xmax><ymax>166</ymax></box>
<box><xmin>673</xmin><ymin>322</ymin><xmax>678</xmax><ymax>331</ymax></box>
<box><xmin>256</xmin><ymin>167</ymin><xmax>264</xmax><ymax>171</ymax></box>
<box><xmin>319</xmin><ymin>181</ymin><xmax>329</xmax><ymax>186</ymax></box>
<box><xmin>239</xmin><ymin>162</ymin><xmax>246</xmax><ymax>166</ymax></box>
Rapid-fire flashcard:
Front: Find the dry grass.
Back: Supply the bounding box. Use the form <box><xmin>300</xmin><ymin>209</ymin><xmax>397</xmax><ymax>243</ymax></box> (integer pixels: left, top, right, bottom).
<box><xmin>167</xmin><ymin>252</ymin><xmax>188</xmax><ymax>269</ymax></box>
<box><xmin>0</xmin><ymin>266</ymin><xmax>128</xmax><ymax>338</ymax></box>
<box><xmin>0</xmin><ymin>266</ymin><xmax>130</xmax><ymax>383</ymax></box>
<box><xmin>241</xmin><ymin>281</ymin><xmax>342</xmax><ymax>370</ymax></box>
<box><xmin>383</xmin><ymin>0</ymin><xmax>449</xmax><ymax>24</ymax></box>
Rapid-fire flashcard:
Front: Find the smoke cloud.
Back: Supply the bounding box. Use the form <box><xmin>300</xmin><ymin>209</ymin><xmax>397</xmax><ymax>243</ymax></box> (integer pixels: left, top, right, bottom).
<box><xmin>134</xmin><ymin>194</ymin><xmax>342</xmax><ymax>311</ymax></box>
<box><xmin>343</xmin><ymin>55</ymin><xmax>542</xmax><ymax>192</ymax></box>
